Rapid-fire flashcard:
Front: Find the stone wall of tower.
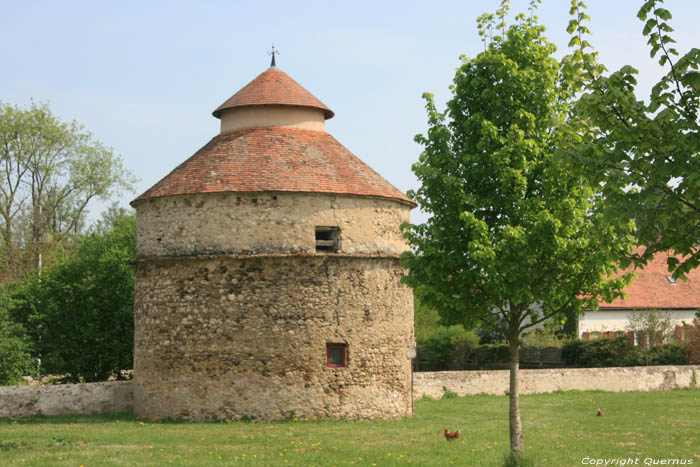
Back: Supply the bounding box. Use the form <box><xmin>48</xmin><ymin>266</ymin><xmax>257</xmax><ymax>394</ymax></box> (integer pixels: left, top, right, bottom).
<box><xmin>132</xmin><ymin>192</ymin><xmax>414</xmax><ymax>421</ymax></box>
<box><xmin>135</xmin><ymin>192</ymin><xmax>411</xmax><ymax>258</ymax></box>
<box><xmin>133</xmin><ymin>255</ymin><xmax>414</xmax><ymax>421</ymax></box>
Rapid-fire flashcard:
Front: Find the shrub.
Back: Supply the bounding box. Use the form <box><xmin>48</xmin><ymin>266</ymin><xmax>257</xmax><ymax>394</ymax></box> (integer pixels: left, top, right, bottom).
<box><xmin>522</xmin><ymin>329</ymin><xmax>572</xmax><ymax>348</ymax></box>
<box><xmin>0</xmin><ymin>300</ymin><xmax>34</xmax><ymax>385</ymax></box>
<box><xmin>561</xmin><ymin>337</ymin><xmax>644</xmax><ymax>367</ymax></box>
<box><xmin>415</xmin><ymin>325</ymin><xmax>479</xmax><ymax>371</ymax></box>
<box><xmin>650</xmin><ymin>343</ymin><xmax>687</xmax><ymax>365</ymax></box>
<box><xmin>475</xmin><ymin>344</ymin><xmax>511</xmax><ymax>369</ymax></box>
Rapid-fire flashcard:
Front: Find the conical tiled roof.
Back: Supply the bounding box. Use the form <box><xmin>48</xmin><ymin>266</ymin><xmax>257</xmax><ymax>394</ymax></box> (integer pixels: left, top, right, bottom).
<box><xmin>212</xmin><ymin>67</ymin><xmax>334</xmax><ymax>119</ymax></box>
<box><xmin>132</xmin><ymin>126</ymin><xmax>414</xmax><ymax>206</ymax></box>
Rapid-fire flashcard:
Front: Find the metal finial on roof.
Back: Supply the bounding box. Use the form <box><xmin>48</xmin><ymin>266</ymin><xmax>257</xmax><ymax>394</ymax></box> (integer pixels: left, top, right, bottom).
<box><xmin>268</xmin><ymin>44</ymin><xmax>279</xmax><ymax>68</ymax></box>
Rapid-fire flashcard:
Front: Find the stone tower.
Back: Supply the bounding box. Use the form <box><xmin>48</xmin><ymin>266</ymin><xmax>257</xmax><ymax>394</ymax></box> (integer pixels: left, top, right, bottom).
<box><xmin>130</xmin><ymin>61</ymin><xmax>415</xmax><ymax>421</ymax></box>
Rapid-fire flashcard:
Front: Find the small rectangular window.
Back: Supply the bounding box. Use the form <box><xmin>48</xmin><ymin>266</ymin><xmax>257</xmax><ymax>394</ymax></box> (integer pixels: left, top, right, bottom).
<box><xmin>315</xmin><ymin>226</ymin><xmax>339</xmax><ymax>252</ymax></box>
<box><xmin>326</xmin><ymin>343</ymin><xmax>347</xmax><ymax>368</ymax></box>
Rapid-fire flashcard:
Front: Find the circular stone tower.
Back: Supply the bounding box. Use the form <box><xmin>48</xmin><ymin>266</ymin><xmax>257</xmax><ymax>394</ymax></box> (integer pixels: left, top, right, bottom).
<box><xmin>131</xmin><ymin>61</ymin><xmax>416</xmax><ymax>421</ymax></box>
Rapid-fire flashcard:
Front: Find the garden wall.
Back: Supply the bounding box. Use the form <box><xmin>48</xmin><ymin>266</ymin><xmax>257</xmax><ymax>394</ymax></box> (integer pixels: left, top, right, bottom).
<box><xmin>1</xmin><ymin>366</ymin><xmax>699</xmax><ymax>419</ymax></box>
<box><xmin>0</xmin><ymin>381</ymin><xmax>132</xmax><ymax>419</ymax></box>
<box><xmin>413</xmin><ymin>365</ymin><xmax>700</xmax><ymax>399</ymax></box>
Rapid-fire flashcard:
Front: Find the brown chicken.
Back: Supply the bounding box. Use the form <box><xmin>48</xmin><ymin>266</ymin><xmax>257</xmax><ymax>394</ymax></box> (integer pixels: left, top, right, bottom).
<box><xmin>444</xmin><ymin>428</ymin><xmax>460</xmax><ymax>440</ymax></box>
<box><xmin>597</xmin><ymin>408</ymin><xmax>604</xmax><ymax>417</ymax></box>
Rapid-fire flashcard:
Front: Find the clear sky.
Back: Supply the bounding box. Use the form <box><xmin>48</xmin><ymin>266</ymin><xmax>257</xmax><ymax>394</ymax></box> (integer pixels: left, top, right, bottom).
<box><xmin>2</xmin><ymin>0</ymin><xmax>698</xmax><ymax>225</ymax></box>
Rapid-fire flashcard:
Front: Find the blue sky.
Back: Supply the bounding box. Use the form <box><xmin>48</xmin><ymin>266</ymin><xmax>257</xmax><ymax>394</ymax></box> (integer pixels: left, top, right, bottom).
<box><xmin>2</xmin><ymin>0</ymin><xmax>698</xmax><ymax>225</ymax></box>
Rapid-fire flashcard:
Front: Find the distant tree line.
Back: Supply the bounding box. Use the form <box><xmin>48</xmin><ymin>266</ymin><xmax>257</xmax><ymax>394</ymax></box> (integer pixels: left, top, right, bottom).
<box><xmin>0</xmin><ymin>101</ymin><xmax>136</xmax><ymax>385</ymax></box>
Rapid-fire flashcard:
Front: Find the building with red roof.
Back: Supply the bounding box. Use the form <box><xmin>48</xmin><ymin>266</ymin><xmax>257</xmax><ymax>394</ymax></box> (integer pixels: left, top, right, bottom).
<box><xmin>578</xmin><ymin>251</ymin><xmax>700</xmax><ymax>344</ymax></box>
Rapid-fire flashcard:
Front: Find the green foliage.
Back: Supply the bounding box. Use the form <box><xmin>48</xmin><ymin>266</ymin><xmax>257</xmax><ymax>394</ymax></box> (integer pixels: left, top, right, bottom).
<box><xmin>0</xmin><ymin>301</ymin><xmax>33</xmax><ymax>385</ymax></box>
<box><xmin>561</xmin><ymin>338</ymin><xmax>632</xmax><ymax>367</ymax></box>
<box><xmin>626</xmin><ymin>309</ymin><xmax>676</xmax><ymax>364</ymax></box>
<box><xmin>560</xmin><ymin>337</ymin><xmax>689</xmax><ymax>367</ymax></box>
<box><xmin>404</xmin><ymin>3</ymin><xmax>636</xmax><ymax>454</ymax></box>
<box><xmin>0</xmin><ymin>101</ymin><xmax>136</xmax><ymax>282</ymax></box>
<box><xmin>650</xmin><ymin>343</ymin><xmax>687</xmax><ymax>365</ymax></box>
<box><xmin>441</xmin><ymin>386</ymin><xmax>459</xmax><ymax>399</ymax></box>
<box><xmin>522</xmin><ymin>328</ymin><xmax>573</xmax><ymax>348</ymax></box>
<box><xmin>0</xmin><ymin>441</ymin><xmax>20</xmax><ymax>451</ymax></box>
<box><xmin>413</xmin><ymin>295</ymin><xmax>443</xmax><ymax>341</ymax></box>
<box><xmin>415</xmin><ymin>325</ymin><xmax>479</xmax><ymax>371</ymax></box>
<box><xmin>626</xmin><ymin>309</ymin><xmax>674</xmax><ymax>344</ymax></box>
<box><xmin>564</xmin><ymin>1</ymin><xmax>700</xmax><ymax>278</ymax></box>
<box><xmin>5</xmin><ymin>213</ymin><xmax>136</xmax><ymax>382</ymax></box>
<box><xmin>403</xmin><ymin>0</ymin><xmax>635</xmax><ymax>348</ymax></box>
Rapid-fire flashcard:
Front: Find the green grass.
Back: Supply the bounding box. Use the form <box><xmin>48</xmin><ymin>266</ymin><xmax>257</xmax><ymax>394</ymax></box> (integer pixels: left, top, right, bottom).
<box><xmin>0</xmin><ymin>389</ymin><xmax>698</xmax><ymax>466</ymax></box>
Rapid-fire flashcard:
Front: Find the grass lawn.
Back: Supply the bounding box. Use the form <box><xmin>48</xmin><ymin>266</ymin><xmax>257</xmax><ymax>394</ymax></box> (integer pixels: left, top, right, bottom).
<box><xmin>0</xmin><ymin>388</ymin><xmax>698</xmax><ymax>466</ymax></box>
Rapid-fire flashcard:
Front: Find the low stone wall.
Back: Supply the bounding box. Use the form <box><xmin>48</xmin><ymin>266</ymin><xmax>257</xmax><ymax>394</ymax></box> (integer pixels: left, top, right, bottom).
<box><xmin>2</xmin><ymin>366</ymin><xmax>698</xmax><ymax>419</ymax></box>
<box><xmin>414</xmin><ymin>365</ymin><xmax>700</xmax><ymax>399</ymax></box>
<box><xmin>0</xmin><ymin>381</ymin><xmax>132</xmax><ymax>418</ymax></box>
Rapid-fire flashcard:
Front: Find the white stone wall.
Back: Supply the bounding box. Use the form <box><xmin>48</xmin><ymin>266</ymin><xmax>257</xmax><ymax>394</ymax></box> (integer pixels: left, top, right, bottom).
<box><xmin>0</xmin><ymin>381</ymin><xmax>132</xmax><ymax>418</ymax></box>
<box><xmin>413</xmin><ymin>365</ymin><xmax>700</xmax><ymax>399</ymax></box>
<box><xmin>134</xmin><ymin>192</ymin><xmax>411</xmax><ymax>259</ymax></box>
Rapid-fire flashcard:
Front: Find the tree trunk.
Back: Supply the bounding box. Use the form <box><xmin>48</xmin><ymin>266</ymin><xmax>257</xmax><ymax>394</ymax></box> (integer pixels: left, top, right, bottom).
<box><xmin>33</xmin><ymin>202</ymin><xmax>43</xmax><ymax>272</ymax></box>
<box><xmin>508</xmin><ymin>336</ymin><xmax>524</xmax><ymax>456</ymax></box>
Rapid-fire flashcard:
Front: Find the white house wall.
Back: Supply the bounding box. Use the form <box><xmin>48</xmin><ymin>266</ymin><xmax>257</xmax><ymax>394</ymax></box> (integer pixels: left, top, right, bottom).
<box><xmin>578</xmin><ymin>310</ymin><xmax>697</xmax><ymax>337</ymax></box>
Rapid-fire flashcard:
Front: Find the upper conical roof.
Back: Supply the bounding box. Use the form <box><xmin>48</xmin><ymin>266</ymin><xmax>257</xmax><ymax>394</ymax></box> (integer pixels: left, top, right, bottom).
<box><xmin>212</xmin><ymin>67</ymin><xmax>334</xmax><ymax>119</ymax></box>
<box><xmin>132</xmin><ymin>66</ymin><xmax>414</xmax><ymax>207</ymax></box>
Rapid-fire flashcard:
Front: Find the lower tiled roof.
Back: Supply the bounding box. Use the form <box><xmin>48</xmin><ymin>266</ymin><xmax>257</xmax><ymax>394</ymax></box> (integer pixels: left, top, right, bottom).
<box><xmin>601</xmin><ymin>250</ymin><xmax>700</xmax><ymax>309</ymax></box>
<box><xmin>132</xmin><ymin>126</ymin><xmax>415</xmax><ymax>206</ymax></box>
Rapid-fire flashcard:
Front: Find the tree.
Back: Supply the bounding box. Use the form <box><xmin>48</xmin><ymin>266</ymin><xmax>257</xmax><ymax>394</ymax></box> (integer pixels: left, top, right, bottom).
<box><xmin>6</xmin><ymin>212</ymin><xmax>136</xmax><ymax>382</ymax></box>
<box><xmin>0</xmin><ymin>101</ymin><xmax>135</xmax><ymax>281</ymax></box>
<box><xmin>626</xmin><ymin>309</ymin><xmax>674</xmax><ymax>362</ymax></box>
<box><xmin>564</xmin><ymin>0</ymin><xmax>700</xmax><ymax>279</ymax></box>
<box><xmin>414</xmin><ymin>295</ymin><xmax>442</xmax><ymax>341</ymax></box>
<box><xmin>402</xmin><ymin>1</ymin><xmax>635</xmax><ymax>456</ymax></box>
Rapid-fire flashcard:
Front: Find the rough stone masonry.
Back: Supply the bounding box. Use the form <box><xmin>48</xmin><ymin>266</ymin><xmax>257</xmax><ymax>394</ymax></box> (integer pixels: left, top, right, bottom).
<box><xmin>132</xmin><ymin>192</ymin><xmax>414</xmax><ymax>421</ymax></box>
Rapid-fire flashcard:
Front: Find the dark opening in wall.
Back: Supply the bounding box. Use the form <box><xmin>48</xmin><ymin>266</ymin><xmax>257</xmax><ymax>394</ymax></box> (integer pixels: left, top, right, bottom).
<box><xmin>326</xmin><ymin>343</ymin><xmax>347</xmax><ymax>368</ymax></box>
<box><xmin>315</xmin><ymin>226</ymin><xmax>339</xmax><ymax>252</ymax></box>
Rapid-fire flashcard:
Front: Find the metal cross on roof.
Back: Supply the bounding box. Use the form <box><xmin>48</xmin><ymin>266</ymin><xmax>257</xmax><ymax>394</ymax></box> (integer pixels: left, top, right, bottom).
<box><xmin>268</xmin><ymin>45</ymin><xmax>280</xmax><ymax>67</ymax></box>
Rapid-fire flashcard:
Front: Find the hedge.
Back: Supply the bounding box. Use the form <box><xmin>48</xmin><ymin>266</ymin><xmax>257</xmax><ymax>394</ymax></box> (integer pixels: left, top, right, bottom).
<box><xmin>414</xmin><ymin>334</ymin><xmax>689</xmax><ymax>371</ymax></box>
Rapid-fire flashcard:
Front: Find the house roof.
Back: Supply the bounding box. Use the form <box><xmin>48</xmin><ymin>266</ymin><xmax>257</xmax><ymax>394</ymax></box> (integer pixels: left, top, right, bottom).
<box><xmin>131</xmin><ymin>126</ymin><xmax>415</xmax><ymax>206</ymax></box>
<box><xmin>212</xmin><ymin>67</ymin><xmax>334</xmax><ymax>119</ymax></box>
<box><xmin>600</xmin><ymin>250</ymin><xmax>700</xmax><ymax>310</ymax></box>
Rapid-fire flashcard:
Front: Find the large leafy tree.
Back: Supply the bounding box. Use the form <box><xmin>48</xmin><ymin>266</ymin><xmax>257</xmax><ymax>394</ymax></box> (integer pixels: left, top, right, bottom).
<box><xmin>564</xmin><ymin>0</ymin><xmax>700</xmax><ymax>278</ymax></box>
<box><xmin>6</xmin><ymin>212</ymin><xmax>136</xmax><ymax>382</ymax></box>
<box><xmin>0</xmin><ymin>101</ymin><xmax>135</xmax><ymax>281</ymax></box>
<box><xmin>402</xmin><ymin>1</ymin><xmax>635</xmax><ymax>456</ymax></box>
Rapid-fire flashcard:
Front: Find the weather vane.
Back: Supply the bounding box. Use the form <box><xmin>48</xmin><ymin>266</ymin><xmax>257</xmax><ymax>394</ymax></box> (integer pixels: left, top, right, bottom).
<box><xmin>268</xmin><ymin>44</ymin><xmax>280</xmax><ymax>67</ymax></box>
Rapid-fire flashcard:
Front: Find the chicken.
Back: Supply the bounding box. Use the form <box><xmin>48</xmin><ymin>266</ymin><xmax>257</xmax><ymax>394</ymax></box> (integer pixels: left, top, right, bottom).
<box><xmin>597</xmin><ymin>408</ymin><xmax>604</xmax><ymax>417</ymax></box>
<box><xmin>444</xmin><ymin>428</ymin><xmax>460</xmax><ymax>440</ymax></box>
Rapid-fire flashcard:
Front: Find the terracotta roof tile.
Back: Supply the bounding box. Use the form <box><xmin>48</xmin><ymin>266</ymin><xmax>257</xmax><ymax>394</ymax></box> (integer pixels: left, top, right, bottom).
<box><xmin>212</xmin><ymin>68</ymin><xmax>334</xmax><ymax>119</ymax></box>
<box><xmin>601</xmin><ymin>250</ymin><xmax>700</xmax><ymax>309</ymax></box>
<box><xmin>132</xmin><ymin>126</ymin><xmax>415</xmax><ymax>206</ymax></box>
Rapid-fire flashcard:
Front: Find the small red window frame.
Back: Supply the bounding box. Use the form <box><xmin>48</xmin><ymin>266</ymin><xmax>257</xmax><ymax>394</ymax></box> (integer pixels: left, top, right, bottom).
<box><xmin>326</xmin><ymin>343</ymin><xmax>346</xmax><ymax>368</ymax></box>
